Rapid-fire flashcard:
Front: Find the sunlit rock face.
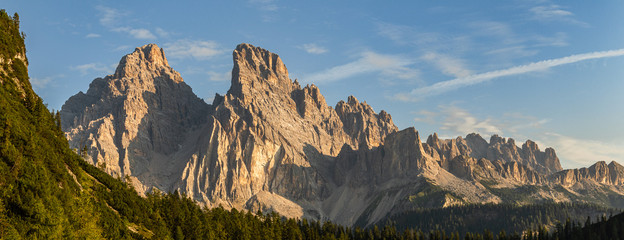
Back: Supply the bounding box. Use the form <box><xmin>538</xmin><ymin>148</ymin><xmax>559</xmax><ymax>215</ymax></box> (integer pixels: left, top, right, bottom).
<box><xmin>62</xmin><ymin>43</ymin><xmax>624</xmax><ymax>227</ymax></box>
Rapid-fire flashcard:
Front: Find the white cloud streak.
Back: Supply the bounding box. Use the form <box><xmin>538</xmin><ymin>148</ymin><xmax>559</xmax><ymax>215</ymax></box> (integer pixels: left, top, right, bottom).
<box><xmin>531</xmin><ymin>5</ymin><xmax>572</xmax><ymax>18</ymax></box>
<box><xmin>437</xmin><ymin>105</ymin><xmax>503</xmax><ymax>136</ymax></box>
<box><xmin>113</xmin><ymin>27</ymin><xmax>156</xmax><ymax>40</ymax></box>
<box><xmin>299</xmin><ymin>43</ymin><xmax>328</xmax><ymax>54</ymax></box>
<box><xmin>155</xmin><ymin>28</ymin><xmax>170</xmax><ymax>38</ymax></box>
<box><xmin>96</xmin><ymin>5</ymin><xmax>123</xmax><ymax>27</ymax></box>
<box><xmin>207</xmin><ymin>71</ymin><xmax>231</xmax><ymax>82</ymax></box>
<box><xmin>305</xmin><ymin>51</ymin><xmax>419</xmax><ymax>84</ymax></box>
<box><xmin>247</xmin><ymin>0</ymin><xmax>279</xmax><ymax>22</ymax></box>
<box><xmin>85</xmin><ymin>33</ymin><xmax>101</xmax><ymax>38</ymax></box>
<box><xmin>71</xmin><ymin>63</ymin><xmax>114</xmax><ymax>76</ymax></box>
<box><xmin>30</xmin><ymin>77</ymin><xmax>53</xmax><ymax>90</ymax></box>
<box><xmin>396</xmin><ymin>49</ymin><xmax>624</xmax><ymax>101</ymax></box>
<box><xmin>163</xmin><ymin>40</ymin><xmax>224</xmax><ymax>60</ymax></box>
<box><xmin>96</xmin><ymin>6</ymin><xmax>157</xmax><ymax>40</ymax></box>
<box><xmin>248</xmin><ymin>0</ymin><xmax>278</xmax><ymax>11</ymax></box>
<box><xmin>529</xmin><ymin>4</ymin><xmax>588</xmax><ymax>27</ymax></box>
<box><xmin>421</xmin><ymin>52</ymin><xmax>472</xmax><ymax>78</ymax></box>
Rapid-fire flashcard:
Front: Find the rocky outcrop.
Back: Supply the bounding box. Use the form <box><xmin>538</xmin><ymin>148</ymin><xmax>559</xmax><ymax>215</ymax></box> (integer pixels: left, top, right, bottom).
<box><xmin>551</xmin><ymin>161</ymin><xmax>624</xmax><ymax>186</ymax></box>
<box><xmin>61</xmin><ymin>44</ymin><xmax>209</xmax><ymax>187</ymax></box>
<box><xmin>62</xmin><ymin>43</ymin><xmax>624</xmax><ymax>228</ymax></box>
<box><xmin>425</xmin><ymin>133</ymin><xmax>562</xmax><ymax>176</ymax></box>
<box><xmin>335</xmin><ymin>96</ymin><xmax>398</xmax><ymax>147</ymax></box>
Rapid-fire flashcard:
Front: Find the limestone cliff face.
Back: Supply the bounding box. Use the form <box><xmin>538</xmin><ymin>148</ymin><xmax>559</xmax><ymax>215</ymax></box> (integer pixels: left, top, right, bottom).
<box><xmin>62</xmin><ymin>43</ymin><xmax>398</xmax><ymax>220</ymax></box>
<box><xmin>61</xmin><ymin>44</ymin><xmax>209</xmax><ymax>190</ymax></box>
<box><xmin>551</xmin><ymin>161</ymin><xmax>624</xmax><ymax>186</ymax></box>
<box><xmin>175</xmin><ymin>43</ymin><xmax>363</xmax><ymax>211</ymax></box>
<box><xmin>425</xmin><ymin>133</ymin><xmax>562</xmax><ymax>176</ymax></box>
<box><xmin>63</xmin><ymin>43</ymin><xmax>624</xmax><ymax>227</ymax></box>
<box><xmin>335</xmin><ymin>96</ymin><xmax>398</xmax><ymax>148</ymax></box>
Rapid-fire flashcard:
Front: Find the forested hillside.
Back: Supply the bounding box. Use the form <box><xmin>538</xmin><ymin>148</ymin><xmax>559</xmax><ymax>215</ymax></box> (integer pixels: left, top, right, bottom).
<box><xmin>386</xmin><ymin>202</ymin><xmax>618</xmax><ymax>237</ymax></box>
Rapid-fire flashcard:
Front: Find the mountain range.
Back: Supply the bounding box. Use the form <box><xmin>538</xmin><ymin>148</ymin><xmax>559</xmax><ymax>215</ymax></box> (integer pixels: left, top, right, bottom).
<box><xmin>60</xmin><ymin>43</ymin><xmax>624</xmax><ymax>227</ymax></box>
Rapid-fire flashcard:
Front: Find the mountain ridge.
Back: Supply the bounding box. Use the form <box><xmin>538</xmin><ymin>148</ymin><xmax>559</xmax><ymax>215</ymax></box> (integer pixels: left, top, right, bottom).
<box><xmin>61</xmin><ymin>43</ymin><xmax>624</xmax><ymax>227</ymax></box>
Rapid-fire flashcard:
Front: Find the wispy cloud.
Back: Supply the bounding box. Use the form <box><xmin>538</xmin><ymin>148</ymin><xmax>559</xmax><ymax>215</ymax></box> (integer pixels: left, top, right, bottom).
<box><xmin>437</xmin><ymin>105</ymin><xmax>503</xmax><ymax>136</ymax></box>
<box><xmin>114</xmin><ymin>45</ymin><xmax>131</xmax><ymax>51</ymax></box>
<box><xmin>248</xmin><ymin>0</ymin><xmax>279</xmax><ymax>22</ymax></box>
<box><xmin>163</xmin><ymin>40</ymin><xmax>224</xmax><ymax>60</ymax></box>
<box><xmin>533</xmin><ymin>32</ymin><xmax>568</xmax><ymax>47</ymax></box>
<box><xmin>396</xmin><ymin>49</ymin><xmax>624</xmax><ymax>101</ymax></box>
<box><xmin>484</xmin><ymin>46</ymin><xmax>538</xmax><ymax>58</ymax></box>
<box><xmin>85</xmin><ymin>33</ymin><xmax>101</xmax><ymax>38</ymax></box>
<box><xmin>376</xmin><ymin>20</ymin><xmax>570</xmax><ymax>70</ymax></box>
<box><xmin>541</xmin><ymin>132</ymin><xmax>624</xmax><ymax>168</ymax></box>
<box><xmin>155</xmin><ymin>28</ymin><xmax>170</xmax><ymax>38</ymax></box>
<box><xmin>71</xmin><ymin>63</ymin><xmax>114</xmax><ymax>76</ymax></box>
<box><xmin>30</xmin><ymin>77</ymin><xmax>53</xmax><ymax>90</ymax></box>
<box><xmin>207</xmin><ymin>71</ymin><xmax>231</xmax><ymax>82</ymax></box>
<box><xmin>304</xmin><ymin>51</ymin><xmax>419</xmax><ymax>84</ymax></box>
<box><xmin>415</xmin><ymin>104</ymin><xmax>549</xmax><ymax>139</ymax></box>
<box><xmin>113</xmin><ymin>27</ymin><xmax>156</xmax><ymax>40</ymax></box>
<box><xmin>375</xmin><ymin>22</ymin><xmax>465</xmax><ymax>52</ymax></box>
<box><xmin>204</xmin><ymin>96</ymin><xmax>215</xmax><ymax>104</ymax></box>
<box><xmin>421</xmin><ymin>52</ymin><xmax>472</xmax><ymax>78</ymax></box>
<box><xmin>248</xmin><ymin>0</ymin><xmax>279</xmax><ymax>11</ymax></box>
<box><xmin>414</xmin><ymin>105</ymin><xmax>622</xmax><ymax>168</ymax></box>
<box><xmin>531</xmin><ymin>5</ymin><xmax>572</xmax><ymax>18</ymax></box>
<box><xmin>96</xmin><ymin>5</ymin><xmax>157</xmax><ymax>40</ymax></box>
<box><xmin>529</xmin><ymin>4</ymin><xmax>588</xmax><ymax>27</ymax></box>
<box><xmin>96</xmin><ymin>5</ymin><xmax>124</xmax><ymax>27</ymax></box>
<box><xmin>299</xmin><ymin>43</ymin><xmax>328</xmax><ymax>54</ymax></box>
<box><xmin>468</xmin><ymin>21</ymin><xmax>516</xmax><ymax>45</ymax></box>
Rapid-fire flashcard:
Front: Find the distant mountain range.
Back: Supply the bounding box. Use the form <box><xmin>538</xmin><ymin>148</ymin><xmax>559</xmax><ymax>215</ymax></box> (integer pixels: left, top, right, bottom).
<box><xmin>61</xmin><ymin>43</ymin><xmax>624</xmax><ymax>227</ymax></box>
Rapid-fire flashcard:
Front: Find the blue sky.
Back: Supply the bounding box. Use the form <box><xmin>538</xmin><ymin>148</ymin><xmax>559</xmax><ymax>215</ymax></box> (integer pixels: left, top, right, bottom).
<box><xmin>4</xmin><ymin>1</ymin><xmax>624</xmax><ymax>169</ymax></box>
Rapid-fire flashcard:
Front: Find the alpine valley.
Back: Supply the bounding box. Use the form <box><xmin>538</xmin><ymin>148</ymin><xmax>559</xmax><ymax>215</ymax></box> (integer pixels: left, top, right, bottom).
<box><xmin>61</xmin><ymin>43</ymin><xmax>624</xmax><ymax>228</ymax></box>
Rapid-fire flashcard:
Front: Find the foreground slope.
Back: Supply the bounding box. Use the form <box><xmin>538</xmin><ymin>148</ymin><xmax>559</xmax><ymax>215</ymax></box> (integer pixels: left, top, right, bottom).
<box><xmin>62</xmin><ymin>43</ymin><xmax>624</xmax><ymax>227</ymax></box>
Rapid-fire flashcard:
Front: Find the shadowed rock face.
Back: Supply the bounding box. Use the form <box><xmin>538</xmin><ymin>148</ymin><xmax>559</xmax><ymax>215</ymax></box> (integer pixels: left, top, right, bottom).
<box><xmin>61</xmin><ymin>44</ymin><xmax>209</xmax><ymax>183</ymax></box>
<box><xmin>63</xmin><ymin>43</ymin><xmax>624</xmax><ymax>227</ymax></box>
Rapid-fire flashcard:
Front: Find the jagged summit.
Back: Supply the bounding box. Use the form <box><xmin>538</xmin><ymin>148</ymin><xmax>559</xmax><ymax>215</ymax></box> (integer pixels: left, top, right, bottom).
<box><xmin>113</xmin><ymin>44</ymin><xmax>177</xmax><ymax>81</ymax></box>
<box><xmin>423</xmin><ymin>132</ymin><xmax>562</xmax><ymax>174</ymax></box>
<box><xmin>335</xmin><ymin>95</ymin><xmax>398</xmax><ymax>147</ymax></box>
<box><xmin>229</xmin><ymin>43</ymin><xmax>291</xmax><ymax>99</ymax></box>
<box><xmin>61</xmin><ymin>43</ymin><xmax>208</xmax><ymax>181</ymax></box>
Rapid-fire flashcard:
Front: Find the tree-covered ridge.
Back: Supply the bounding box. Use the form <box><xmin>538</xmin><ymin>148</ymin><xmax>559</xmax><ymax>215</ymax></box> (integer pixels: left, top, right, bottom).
<box><xmin>0</xmin><ymin>10</ymin><xmax>25</xmax><ymax>62</ymax></box>
<box><xmin>386</xmin><ymin>202</ymin><xmax>618</xmax><ymax>237</ymax></box>
<box><xmin>0</xmin><ymin>10</ymin><xmax>103</xmax><ymax>239</ymax></box>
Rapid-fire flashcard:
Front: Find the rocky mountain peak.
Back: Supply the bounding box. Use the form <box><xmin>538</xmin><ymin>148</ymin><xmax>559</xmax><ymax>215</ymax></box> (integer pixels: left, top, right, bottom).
<box><xmin>229</xmin><ymin>43</ymin><xmax>291</xmax><ymax>100</ymax></box>
<box><xmin>114</xmin><ymin>44</ymin><xmax>177</xmax><ymax>81</ymax></box>
<box><xmin>609</xmin><ymin>161</ymin><xmax>623</xmax><ymax>169</ymax></box>
<box><xmin>552</xmin><ymin>160</ymin><xmax>624</xmax><ymax>186</ymax></box>
<box><xmin>335</xmin><ymin>95</ymin><xmax>398</xmax><ymax>147</ymax></box>
<box><xmin>490</xmin><ymin>135</ymin><xmax>505</xmax><ymax>145</ymax></box>
<box><xmin>522</xmin><ymin>140</ymin><xmax>539</xmax><ymax>152</ymax></box>
<box><xmin>465</xmin><ymin>133</ymin><xmax>485</xmax><ymax>142</ymax></box>
<box><xmin>61</xmin><ymin>43</ymin><xmax>208</xmax><ymax>180</ymax></box>
<box><xmin>347</xmin><ymin>95</ymin><xmax>359</xmax><ymax>105</ymax></box>
<box><xmin>426</xmin><ymin>133</ymin><xmax>442</xmax><ymax>149</ymax></box>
